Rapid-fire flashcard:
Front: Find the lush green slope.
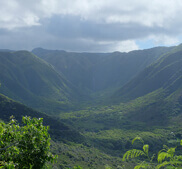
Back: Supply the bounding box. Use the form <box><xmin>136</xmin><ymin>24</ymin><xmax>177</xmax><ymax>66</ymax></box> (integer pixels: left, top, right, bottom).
<box><xmin>59</xmin><ymin>88</ymin><xmax>182</xmax><ymax>158</ymax></box>
<box><xmin>1</xmin><ymin>88</ymin><xmax>180</xmax><ymax>168</ymax></box>
<box><xmin>57</xmin><ymin>45</ymin><xmax>182</xmax><ymax>158</ymax></box>
<box><xmin>0</xmin><ymin>51</ymin><xmax>80</xmax><ymax>113</ymax></box>
<box><xmin>91</xmin><ymin>47</ymin><xmax>174</xmax><ymax>92</ymax></box>
<box><xmin>0</xmin><ymin>93</ymin><xmax>84</xmax><ymax>143</ymax></box>
<box><xmin>113</xmin><ymin>45</ymin><xmax>182</xmax><ymax>102</ymax></box>
<box><xmin>31</xmin><ymin>45</ymin><xmax>182</xmax><ymax>161</ymax></box>
<box><xmin>32</xmin><ymin>48</ymin><xmax>108</xmax><ymax>94</ymax></box>
<box><xmin>0</xmin><ymin>93</ymin><xmax>133</xmax><ymax>169</ymax></box>
<box><xmin>32</xmin><ymin>47</ymin><xmax>173</xmax><ymax>94</ymax></box>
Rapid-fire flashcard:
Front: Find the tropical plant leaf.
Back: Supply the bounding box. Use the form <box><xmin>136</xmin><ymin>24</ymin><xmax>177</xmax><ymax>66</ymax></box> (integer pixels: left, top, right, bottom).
<box><xmin>156</xmin><ymin>160</ymin><xmax>182</xmax><ymax>169</ymax></box>
<box><xmin>167</xmin><ymin>147</ymin><xmax>176</xmax><ymax>156</ymax></box>
<box><xmin>122</xmin><ymin>149</ymin><xmax>145</xmax><ymax>161</ymax></box>
<box><xmin>134</xmin><ymin>161</ymin><xmax>152</xmax><ymax>169</ymax></box>
<box><xmin>132</xmin><ymin>136</ymin><xmax>144</xmax><ymax>145</ymax></box>
<box><xmin>158</xmin><ymin>152</ymin><xmax>171</xmax><ymax>163</ymax></box>
<box><xmin>150</xmin><ymin>154</ymin><xmax>156</xmax><ymax>162</ymax></box>
<box><xmin>175</xmin><ymin>155</ymin><xmax>182</xmax><ymax>161</ymax></box>
<box><xmin>143</xmin><ymin>144</ymin><xmax>149</xmax><ymax>155</ymax></box>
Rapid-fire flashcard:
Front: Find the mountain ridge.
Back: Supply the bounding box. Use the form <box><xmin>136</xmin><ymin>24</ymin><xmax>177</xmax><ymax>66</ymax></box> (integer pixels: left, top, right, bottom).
<box><xmin>32</xmin><ymin>46</ymin><xmax>174</xmax><ymax>94</ymax></box>
<box><xmin>0</xmin><ymin>50</ymin><xmax>80</xmax><ymax>113</ymax></box>
<box><xmin>113</xmin><ymin>45</ymin><xmax>182</xmax><ymax>102</ymax></box>
<box><xmin>1</xmin><ymin>45</ymin><xmax>182</xmax><ymax>168</ymax></box>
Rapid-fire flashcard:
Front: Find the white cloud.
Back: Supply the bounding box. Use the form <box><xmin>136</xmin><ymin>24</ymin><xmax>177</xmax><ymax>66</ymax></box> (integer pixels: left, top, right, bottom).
<box><xmin>42</xmin><ymin>0</ymin><xmax>182</xmax><ymax>31</ymax></box>
<box><xmin>0</xmin><ymin>0</ymin><xmax>182</xmax><ymax>52</ymax></box>
<box><xmin>1</xmin><ymin>0</ymin><xmax>182</xmax><ymax>29</ymax></box>
<box><xmin>0</xmin><ymin>0</ymin><xmax>40</xmax><ymax>29</ymax></box>
<box><xmin>112</xmin><ymin>40</ymin><xmax>139</xmax><ymax>52</ymax></box>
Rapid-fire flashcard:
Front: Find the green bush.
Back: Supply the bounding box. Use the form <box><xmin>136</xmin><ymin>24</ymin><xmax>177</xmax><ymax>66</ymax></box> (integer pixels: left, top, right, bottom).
<box><xmin>0</xmin><ymin>116</ymin><xmax>57</xmax><ymax>168</ymax></box>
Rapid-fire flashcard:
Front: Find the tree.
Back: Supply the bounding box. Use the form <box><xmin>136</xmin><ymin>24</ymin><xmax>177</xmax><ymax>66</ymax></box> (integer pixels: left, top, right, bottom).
<box><xmin>0</xmin><ymin>116</ymin><xmax>57</xmax><ymax>169</ymax></box>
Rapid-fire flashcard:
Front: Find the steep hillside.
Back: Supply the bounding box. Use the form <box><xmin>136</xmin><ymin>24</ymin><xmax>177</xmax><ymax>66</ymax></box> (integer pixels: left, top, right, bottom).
<box><xmin>32</xmin><ymin>48</ymin><xmax>107</xmax><ymax>93</ymax></box>
<box><xmin>32</xmin><ymin>47</ymin><xmax>173</xmax><ymax>94</ymax></box>
<box><xmin>0</xmin><ymin>51</ymin><xmax>80</xmax><ymax>113</ymax></box>
<box><xmin>113</xmin><ymin>45</ymin><xmax>182</xmax><ymax>102</ymax></box>
<box><xmin>56</xmin><ymin>45</ymin><xmax>182</xmax><ymax>158</ymax></box>
<box><xmin>0</xmin><ymin>93</ymin><xmax>84</xmax><ymax>143</ymax></box>
<box><xmin>91</xmin><ymin>47</ymin><xmax>174</xmax><ymax>91</ymax></box>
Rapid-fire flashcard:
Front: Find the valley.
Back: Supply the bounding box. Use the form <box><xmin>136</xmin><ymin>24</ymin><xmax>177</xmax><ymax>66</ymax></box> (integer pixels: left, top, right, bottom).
<box><xmin>0</xmin><ymin>44</ymin><xmax>182</xmax><ymax>168</ymax></box>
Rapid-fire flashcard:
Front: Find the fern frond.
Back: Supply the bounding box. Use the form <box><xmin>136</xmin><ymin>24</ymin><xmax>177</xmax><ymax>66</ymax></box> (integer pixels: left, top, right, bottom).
<box><xmin>157</xmin><ymin>149</ymin><xmax>166</xmax><ymax>156</ymax></box>
<box><xmin>157</xmin><ymin>152</ymin><xmax>171</xmax><ymax>163</ymax></box>
<box><xmin>167</xmin><ymin>147</ymin><xmax>176</xmax><ymax>156</ymax></box>
<box><xmin>150</xmin><ymin>154</ymin><xmax>156</xmax><ymax>162</ymax></box>
<box><xmin>156</xmin><ymin>160</ymin><xmax>182</xmax><ymax>169</ymax></box>
<box><xmin>175</xmin><ymin>155</ymin><xmax>182</xmax><ymax>161</ymax></box>
<box><xmin>122</xmin><ymin>149</ymin><xmax>145</xmax><ymax>161</ymax></box>
<box><xmin>132</xmin><ymin>136</ymin><xmax>144</xmax><ymax>145</ymax></box>
<box><xmin>156</xmin><ymin>161</ymin><xmax>171</xmax><ymax>169</ymax></box>
<box><xmin>134</xmin><ymin>161</ymin><xmax>151</xmax><ymax>169</ymax></box>
<box><xmin>143</xmin><ymin>144</ymin><xmax>149</xmax><ymax>155</ymax></box>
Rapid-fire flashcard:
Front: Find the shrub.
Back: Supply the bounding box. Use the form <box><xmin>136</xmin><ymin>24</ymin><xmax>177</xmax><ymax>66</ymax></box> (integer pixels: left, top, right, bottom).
<box><xmin>0</xmin><ymin>116</ymin><xmax>57</xmax><ymax>168</ymax></box>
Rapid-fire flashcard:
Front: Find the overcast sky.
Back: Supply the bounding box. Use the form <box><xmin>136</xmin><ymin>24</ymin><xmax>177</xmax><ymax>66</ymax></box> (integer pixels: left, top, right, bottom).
<box><xmin>0</xmin><ymin>0</ymin><xmax>182</xmax><ymax>52</ymax></box>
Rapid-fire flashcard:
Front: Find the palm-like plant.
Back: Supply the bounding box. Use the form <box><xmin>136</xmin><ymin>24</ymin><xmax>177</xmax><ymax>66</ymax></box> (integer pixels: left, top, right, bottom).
<box><xmin>123</xmin><ymin>136</ymin><xmax>182</xmax><ymax>169</ymax></box>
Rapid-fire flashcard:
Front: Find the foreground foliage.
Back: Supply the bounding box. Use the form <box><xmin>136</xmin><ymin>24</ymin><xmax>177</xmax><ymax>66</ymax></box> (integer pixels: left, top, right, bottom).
<box><xmin>123</xmin><ymin>136</ymin><xmax>182</xmax><ymax>169</ymax></box>
<box><xmin>0</xmin><ymin>116</ymin><xmax>57</xmax><ymax>169</ymax></box>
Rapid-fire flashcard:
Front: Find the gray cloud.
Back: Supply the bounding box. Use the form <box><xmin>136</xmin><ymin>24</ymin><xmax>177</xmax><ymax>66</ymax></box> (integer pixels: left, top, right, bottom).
<box><xmin>43</xmin><ymin>15</ymin><xmax>170</xmax><ymax>41</ymax></box>
<box><xmin>0</xmin><ymin>0</ymin><xmax>182</xmax><ymax>52</ymax></box>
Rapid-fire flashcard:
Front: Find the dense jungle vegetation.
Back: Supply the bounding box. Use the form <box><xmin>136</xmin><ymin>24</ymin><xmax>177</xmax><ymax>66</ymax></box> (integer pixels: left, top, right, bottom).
<box><xmin>1</xmin><ymin>44</ymin><xmax>182</xmax><ymax>168</ymax></box>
